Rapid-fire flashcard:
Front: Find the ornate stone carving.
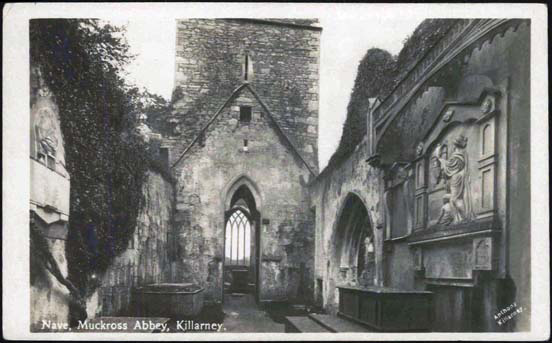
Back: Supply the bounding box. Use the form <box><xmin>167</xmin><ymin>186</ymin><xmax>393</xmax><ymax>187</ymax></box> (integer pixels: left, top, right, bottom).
<box><xmin>481</xmin><ymin>97</ymin><xmax>494</xmax><ymax>114</ymax></box>
<box><xmin>430</xmin><ymin>142</ymin><xmax>447</xmax><ymax>186</ymax></box>
<box><xmin>473</xmin><ymin>237</ymin><xmax>493</xmax><ymax>270</ymax></box>
<box><xmin>416</xmin><ymin>142</ymin><xmax>424</xmax><ymax>156</ymax></box>
<box><xmin>443</xmin><ymin>109</ymin><xmax>454</xmax><ymax>122</ymax></box>
<box><xmin>436</xmin><ymin>194</ymin><xmax>454</xmax><ymax>225</ymax></box>
<box><xmin>38</xmin><ymin>86</ymin><xmax>52</xmax><ymax>98</ymax></box>
<box><xmin>35</xmin><ymin>107</ymin><xmax>59</xmax><ymax>156</ymax></box>
<box><xmin>433</xmin><ymin>135</ymin><xmax>475</xmax><ymax>224</ymax></box>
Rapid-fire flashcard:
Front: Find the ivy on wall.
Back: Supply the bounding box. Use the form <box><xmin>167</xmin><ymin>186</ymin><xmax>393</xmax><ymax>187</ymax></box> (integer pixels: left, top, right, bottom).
<box><xmin>326</xmin><ymin>19</ymin><xmax>456</xmax><ymax>170</ymax></box>
<box><xmin>30</xmin><ymin>19</ymin><xmax>172</xmax><ymax>318</ymax></box>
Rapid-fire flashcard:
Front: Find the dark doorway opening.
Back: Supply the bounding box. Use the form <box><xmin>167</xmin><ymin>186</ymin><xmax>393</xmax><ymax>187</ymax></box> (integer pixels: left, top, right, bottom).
<box><xmin>224</xmin><ymin>184</ymin><xmax>261</xmax><ymax>304</ymax></box>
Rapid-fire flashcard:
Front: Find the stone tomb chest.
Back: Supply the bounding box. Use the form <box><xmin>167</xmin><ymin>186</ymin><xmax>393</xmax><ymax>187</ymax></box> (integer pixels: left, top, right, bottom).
<box><xmin>337</xmin><ymin>286</ymin><xmax>433</xmax><ymax>331</ymax></box>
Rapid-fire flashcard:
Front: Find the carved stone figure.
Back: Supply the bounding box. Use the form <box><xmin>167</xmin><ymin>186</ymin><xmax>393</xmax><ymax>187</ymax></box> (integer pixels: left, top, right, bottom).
<box><xmin>35</xmin><ymin>108</ymin><xmax>59</xmax><ymax>157</ymax></box>
<box><xmin>434</xmin><ymin>135</ymin><xmax>474</xmax><ymax>223</ymax></box>
<box><xmin>416</xmin><ymin>142</ymin><xmax>424</xmax><ymax>156</ymax></box>
<box><xmin>443</xmin><ymin>109</ymin><xmax>454</xmax><ymax>122</ymax></box>
<box><xmin>481</xmin><ymin>97</ymin><xmax>494</xmax><ymax>114</ymax></box>
<box><xmin>437</xmin><ymin>194</ymin><xmax>454</xmax><ymax>225</ymax></box>
<box><xmin>431</xmin><ymin>142</ymin><xmax>447</xmax><ymax>186</ymax></box>
<box><xmin>431</xmin><ymin>156</ymin><xmax>443</xmax><ymax>186</ymax></box>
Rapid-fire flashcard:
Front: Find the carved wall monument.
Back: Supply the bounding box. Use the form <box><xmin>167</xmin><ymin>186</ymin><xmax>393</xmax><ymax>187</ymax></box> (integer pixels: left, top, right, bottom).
<box><xmin>312</xmin><ymin>19</ymin><xmax>530</xmax><ymax>332</ymax></box>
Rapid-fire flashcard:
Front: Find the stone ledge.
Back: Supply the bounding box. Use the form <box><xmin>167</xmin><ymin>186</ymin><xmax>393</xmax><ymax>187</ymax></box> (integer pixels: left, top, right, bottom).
<box><xmin>408</xmin><ymin>217</ymin><xmax>500</xmax><ymax>246</ymax></box>
<box><xmin>309</xmin><ymin>313</ymin><xmax>372</xmax><ymax>332</ymax></box>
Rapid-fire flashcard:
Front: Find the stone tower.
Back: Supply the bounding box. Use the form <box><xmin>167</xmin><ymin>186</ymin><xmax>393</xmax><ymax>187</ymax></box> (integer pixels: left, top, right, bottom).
<box><xmin>166</xmin><ymin>19</ymin><xmax>321</xmax><ymax>305</ymax></box>
<box><xmin>167</xmin><ymin>18</ymin><xmax>321</xmax><ymax>172</ymax></box>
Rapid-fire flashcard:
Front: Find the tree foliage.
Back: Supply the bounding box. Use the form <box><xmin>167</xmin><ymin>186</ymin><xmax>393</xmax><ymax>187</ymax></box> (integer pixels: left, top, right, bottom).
<box><xmin>326</xmin><ymin>19</ymin><xmax>456</xmax><ymax>170</ymax></box>
<box><xmin>30</xmin><ymin>19</ymin><xmax>170</xmax><ymax>304</ymax></box>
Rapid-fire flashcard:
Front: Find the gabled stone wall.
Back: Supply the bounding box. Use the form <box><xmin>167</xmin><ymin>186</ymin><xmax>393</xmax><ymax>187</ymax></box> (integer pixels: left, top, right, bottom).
<box><xmin>166</xmin><ymin>19</ymin><xmax>321</xmax><ymax>173</ymax></box>
<box><xmin>171</xmin><ymin>86</ymin><xmax>315</xmax><ymax>305</ymax></box>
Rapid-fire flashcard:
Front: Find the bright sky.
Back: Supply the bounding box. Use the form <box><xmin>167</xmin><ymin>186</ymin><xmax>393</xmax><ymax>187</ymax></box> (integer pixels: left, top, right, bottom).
<box><xmin>110</xmin><ymin>17</ymin><xmax>422</xmax><ymax>170</ymax></box>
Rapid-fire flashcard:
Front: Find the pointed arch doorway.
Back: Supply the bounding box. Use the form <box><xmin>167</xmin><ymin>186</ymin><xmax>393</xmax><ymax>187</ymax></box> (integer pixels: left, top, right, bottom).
<box><xmin>223</xmin><ymin>180</ymin><xmax>261</xmax><ymax>304</ymax></box>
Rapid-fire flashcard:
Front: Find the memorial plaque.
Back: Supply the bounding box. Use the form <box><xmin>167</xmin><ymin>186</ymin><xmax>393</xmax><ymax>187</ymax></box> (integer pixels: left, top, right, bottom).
<box><xmin>423</xmin><ymin>242</ymin><xmax>473</xmax><ymax>280</ymax></box>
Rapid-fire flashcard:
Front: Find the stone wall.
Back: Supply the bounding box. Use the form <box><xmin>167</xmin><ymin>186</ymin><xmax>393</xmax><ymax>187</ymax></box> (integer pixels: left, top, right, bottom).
<box><xmin>30</xmin><ymin>227</ymin><xmax>71</xmax><ymax>331</ymax></box>
<box><xmin>310</xmin><ymin>19</ymin><xmax>531</xmax><ymax>332</ymax></box>
<box><xmin>29</xmin><ymin>65</ymin><xmax>72</xmax><ymax>331</ymax></box>
<box><xmin>166</xmin><ymin>19</ymin><xmax>321</xmax><ymax>173</ymax></box>
<box><xmin>309</xmin><ymin>140</ymin><xmax>383</xmax><ymax>314</ymax></box>
<box><xmin>167</xmin><ymin>18</ymin><xmax>320</xmax><ymax>306</ymax></box>
<box><xmin>87</xmin><ymin>171</ymin><xmax>176</xmax><ymax>317</ymax></box>
<box><xmin>172</xmin><ymin>85</ymin><xmax>315</xmax><ymax>305</ymax></box>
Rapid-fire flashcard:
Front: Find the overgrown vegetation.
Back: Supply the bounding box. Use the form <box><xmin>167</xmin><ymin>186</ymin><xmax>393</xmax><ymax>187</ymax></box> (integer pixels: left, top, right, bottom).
<box><xmin>30</xmin><ymin>19</ymin><xmax>171</xmax><ymax>321</ymax></box>
<box><xmin>326</xmin><ymin>19</ymin><xmax>456</xmax><ymax>169</ymax></box>
<box><xmin>327</xmin><ymin>48</ymin><xmax>396</xmax><ymax>168</ymax></box>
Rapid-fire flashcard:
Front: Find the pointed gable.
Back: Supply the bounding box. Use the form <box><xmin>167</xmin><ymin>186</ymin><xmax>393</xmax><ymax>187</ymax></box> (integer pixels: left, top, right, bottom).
<box><xmin>171</xmin><ymin>83</ymin><xmax>316</xmax><ymax>176</ymax></box>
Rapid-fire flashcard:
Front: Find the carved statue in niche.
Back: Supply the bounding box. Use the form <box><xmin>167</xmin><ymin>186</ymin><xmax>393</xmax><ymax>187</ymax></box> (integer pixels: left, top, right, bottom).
<box><xmin>358</xmin><ymin>235</ymin><xmax>375</xmax><ymax>287</ymax></box>
<box><xmin>433</xmin><ymin>135</ymin><xmax>474</xmax><ymax>224</ymax></box>
<box><xmin>35</xmin><ymin>108</ymin><xmax>59</xmax><ymax>159</ymax></box>
<box><xmin>416</xmin><ymin>142</ymin><xmax>424</xmax><ymax>156</ymax></box>
<box><xmin>431</xmin><ymin>142</ymin><xmax>447</xmax><ymax>186</ymax></box>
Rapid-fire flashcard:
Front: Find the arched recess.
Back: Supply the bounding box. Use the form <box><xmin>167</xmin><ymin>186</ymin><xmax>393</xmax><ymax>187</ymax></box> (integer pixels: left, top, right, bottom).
<box><xmin>222</xmin><ymin>175</ymin><xmax>262</xmax><ymax>303</ymax></box>
<box><xmin>332</xmin><ymin>192</ymin><xmax>375</xmax><ymax>287</ymax></box>
<box><xmin>223</xmin><ymin>174</ymin><xmax>263</xmax><ymax>213</ymax></box>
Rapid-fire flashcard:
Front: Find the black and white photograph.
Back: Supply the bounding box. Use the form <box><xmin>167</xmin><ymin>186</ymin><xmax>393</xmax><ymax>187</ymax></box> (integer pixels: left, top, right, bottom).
<box><xmin>2</xmin><ymin>3</ymin><xmax>549</xmax><ymax>341</ymax></box>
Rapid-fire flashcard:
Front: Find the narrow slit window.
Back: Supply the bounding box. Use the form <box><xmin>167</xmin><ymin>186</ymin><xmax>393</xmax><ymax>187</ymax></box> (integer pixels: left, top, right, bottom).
<box><xmin>243</xmin><ymin>53</ymin><xmax>254</xmax><ymax>81</ymax></box>
<box><xmin>244</xmin><ymin>55</ymin><xmax>249</xmax><ymax>81</ymax></box>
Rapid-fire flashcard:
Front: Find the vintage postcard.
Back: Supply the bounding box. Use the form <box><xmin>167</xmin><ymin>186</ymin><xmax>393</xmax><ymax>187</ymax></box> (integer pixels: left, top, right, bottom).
<box><xmin>2</xmin><ymin>2</ymin><xmax>549</xmax><ymax>341</ymax></box>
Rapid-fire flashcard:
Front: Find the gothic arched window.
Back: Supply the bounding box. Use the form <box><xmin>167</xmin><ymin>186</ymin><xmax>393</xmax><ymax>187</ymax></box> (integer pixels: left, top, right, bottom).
<box><xmin>225</xmin><ymin>209</ymin><xmax>251</xmax><ymax>265</ymax></box>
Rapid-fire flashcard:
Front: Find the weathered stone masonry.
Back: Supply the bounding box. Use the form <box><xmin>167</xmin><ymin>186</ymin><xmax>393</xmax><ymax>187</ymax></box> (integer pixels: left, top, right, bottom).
<box><xmin>29</xmin><ymin>66</ymin><xmax>72</xmax><ymax>329</ymax></box>
<box><xmin>30</xmin><ymin>18</ymin><xmax>531</xmax><ymax>333</ymax></box>
<box><xmin>167</xmin><ymin>19</ymin><xmax>321</xmax><ymax>172</ymax></box>
<box><xmin>168</xmin><ymin>19</ymin><xmax>321</xmax><ymax>305</ymax></box>
<box><xmin>88</xmin><ymin>171</ymin><xmax>176</xmax><ymax>317</ymax></box>
<box><xmin>310</xmin><ymin>19</ymin><xmax>531</xmax><ymax>332</ymax></box>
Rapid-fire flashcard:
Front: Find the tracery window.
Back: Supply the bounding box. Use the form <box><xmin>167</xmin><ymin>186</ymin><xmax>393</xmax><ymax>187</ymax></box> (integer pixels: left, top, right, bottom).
<box><xmin>225</xmin><ymin>209</ymin><xmax>251</xmax><ymax>266</ymax></box>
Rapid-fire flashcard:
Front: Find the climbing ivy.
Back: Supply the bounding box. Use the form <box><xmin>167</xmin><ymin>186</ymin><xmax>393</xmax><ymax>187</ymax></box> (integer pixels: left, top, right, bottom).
<box><xmin>327</xmin><ymin>48</ymin><xmax>396</xmax><ymax>168</ymax></box>
<box><xmin>326</xmin><ymin>19</ymin><xmax>456</xmax><ymax>171</ymax></box>
<box><xmin>30</xmin><ymin>19</ymin><xmax>171</xmax><ymax>307</ymax></box>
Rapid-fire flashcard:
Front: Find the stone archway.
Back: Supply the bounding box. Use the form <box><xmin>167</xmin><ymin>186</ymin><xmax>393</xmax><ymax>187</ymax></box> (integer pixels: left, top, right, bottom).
<box><xmin>326</xmin><ymin>192</ymin><xmax>375</xmax><ymax>313</ymax></box>
<box><xmin>222</xmin><ymin>176</ymin><xmax>262</xmax><ymax>304</ymax></box>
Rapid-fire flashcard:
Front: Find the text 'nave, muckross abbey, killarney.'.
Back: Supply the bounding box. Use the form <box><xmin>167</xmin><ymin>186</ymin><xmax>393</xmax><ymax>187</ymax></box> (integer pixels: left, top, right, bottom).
<box><xmin>30</xmin><ymin>18</ymin><xmax>531</xmax><ymax>333</ymax></box>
